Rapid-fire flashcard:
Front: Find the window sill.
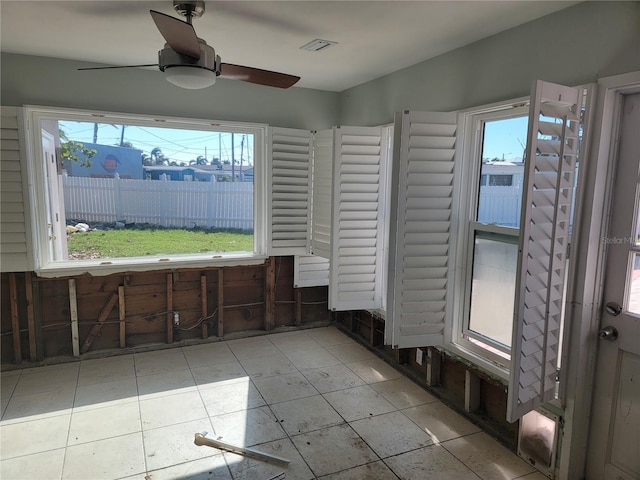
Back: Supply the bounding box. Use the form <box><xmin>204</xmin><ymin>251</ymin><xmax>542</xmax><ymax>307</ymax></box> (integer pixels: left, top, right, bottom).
<box><xmin>35</xmin><ymin>252</ymin><xmax>268</xmax><ymax>278</ymax></box>
<box><xmin>444</xmin><ymin>341</ymin><xmax>510</xmax><ymax>384</ymax></box>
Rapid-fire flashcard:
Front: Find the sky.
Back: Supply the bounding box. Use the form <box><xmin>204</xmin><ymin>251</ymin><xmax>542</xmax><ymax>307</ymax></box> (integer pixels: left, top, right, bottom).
<box><xmin>60</xmin><ymin>114</ymin><xmax>529</xmax><ymax>166</ymax></box>
<box><xmin>59</xmin><ymin>120</ymin><xmax>254</xmax><ymax>165</ymax></box>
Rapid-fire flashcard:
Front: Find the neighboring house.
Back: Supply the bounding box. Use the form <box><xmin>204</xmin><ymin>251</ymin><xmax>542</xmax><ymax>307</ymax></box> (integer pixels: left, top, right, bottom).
<box><xmin>63</xmin><ymin>143</ymin><xmax>143</xmax><ymax>179</ymax></box>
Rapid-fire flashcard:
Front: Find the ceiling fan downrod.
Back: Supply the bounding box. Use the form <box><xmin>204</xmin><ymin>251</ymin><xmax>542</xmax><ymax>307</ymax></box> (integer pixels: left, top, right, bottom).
<box><xmin>173</xmin><ymin>0</ymin><xmax>205</xmax><ymax>25</ymax></box>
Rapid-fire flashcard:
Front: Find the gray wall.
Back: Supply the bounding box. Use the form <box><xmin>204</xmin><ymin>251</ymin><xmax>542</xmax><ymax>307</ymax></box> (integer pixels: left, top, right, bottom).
<box><xmin>339</xmin><ymin>1</ymin><xmax>640</xmax><ymax>126</ymax></box>
<box><xmin>0</xmin><ymin>54</ymin><xmax>340</xmax><ymax>130</ymax></box>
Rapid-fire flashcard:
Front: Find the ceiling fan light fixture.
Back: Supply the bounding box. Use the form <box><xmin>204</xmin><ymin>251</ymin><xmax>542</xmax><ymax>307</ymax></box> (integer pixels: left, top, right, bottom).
<box><xmin>164</xmin><ymin>65</ymin><xmax>216</xmax><ymax>89</ymax></box>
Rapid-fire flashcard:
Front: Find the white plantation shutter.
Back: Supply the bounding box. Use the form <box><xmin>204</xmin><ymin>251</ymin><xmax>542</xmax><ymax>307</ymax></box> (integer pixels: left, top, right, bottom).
<box><xmin>1</xmin><ymin>106</ymin><xmax>31</xmax><ymax>272</ymax></box>
<box><xmin>507</xmin><ymin>81</ymin><xmax>582</xmax><ymax>422</ymax></box>
<box><xmin>329</xmin><ymin>126</ymin><xmax>385</xmax><ymax>311</ymax></box>
<box><xmin>294</xmin><ymin>254</ymin><xmax>329</xmax><ymax>288</ymax></box>
<box><xmin>310</xmin><ymin>129</ymin><xmax>333</xmax><ymax>260</ymax></box>
<box><xmin>267</xmin><ymin>127</ymin><xmax>312</xmax><ymax>256</ymax></box>
<box><xmin>386</xmin><ymin>111</ymin><xmax>457</xmax><ymax>348</ymax></box>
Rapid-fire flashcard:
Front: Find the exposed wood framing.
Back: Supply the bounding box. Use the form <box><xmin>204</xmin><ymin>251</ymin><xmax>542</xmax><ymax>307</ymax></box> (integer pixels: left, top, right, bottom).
<box><xmin>118</xmin><ymin>286</ymin><xmax>126</xmax><ymax>349</ymax></box>
<box><xmin>31</xmin><ymin>280</ymin><xmax>43</xmax><ymax>361</ymax></box>
<box><xmin>68</xmin><ymin>279</ymin><xmax>80</xmax><ymax>357</ymax></box>
<box><xmin>166</xmin><ymin>273</ymin><xmax>173</xmax><ymax>344</ymax></box>
<box><xmin>465</xmin><ymin>370</ymin><xmax>481</xmax><ymax>413</ymax></box>
<box><xmin>200</xmin><ymin>274</ymin><xmax>208</xmax><ymax>339</ymax></box>
<box><xmin>9</xmin><ymin>273</ymin><xmax>21</xmax><ymax>363</ymax></box>
<box><xmin>217</xmin><ymin>269</ymin><xmax>224</xmax><ymax>337</ymax></box>
<box><xmin>25</xmin><ymin>273</ymin><xmax>37</xmax><ymax>361</ymax></box>
<box><xmin>80</xmin><ymin>292</ymin><xmax>118</xmax><ymax>354</ymax></box>
<box><xmin>265</xmin><ymin>258</ymin><xmax>275</xmax><ymax>331</ymax></box>
<box><xmin>426</xmin><ymin>347</ymin><xmax>441</xmax><ymax>387</ymax></box>
<box><xmin>295</xmin><ymin>288</ymin><xmax>302</xmax><ymax>326</ymax></box>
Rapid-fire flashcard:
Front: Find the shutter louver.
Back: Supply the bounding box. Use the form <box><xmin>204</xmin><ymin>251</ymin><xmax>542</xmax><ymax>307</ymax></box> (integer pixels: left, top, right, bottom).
<box><xmin>507</xmin><ymin>81</ymin><xmax>582</xmax><ymax>422</ymax></box>
<box><xmin>386</xmin><ymin>111</ymin><xmax>457</xmax><ymax>348</ymax></box>
<box><xmin>294</xmin><ymin>254</ymin><xmax>330</xmax><ymax>288</ymax></box>
<box><xmin>267</xmin><ymin>127</ymin><xmax>312</xmax><ymax>256</ymax></box>
<box><xmin>329</xmin><ymin>126</ymin><xmax>385</xmax><ymax>311</ymax></box>
<box><xmin>310</xmin><ymin>129</ymin><xmax>333</xmax><ymax>260</ymax></box>
<box><xmin>1</xmin><ymin>106</ymin><xmax>31</xmax><ymax>272</ymax></box>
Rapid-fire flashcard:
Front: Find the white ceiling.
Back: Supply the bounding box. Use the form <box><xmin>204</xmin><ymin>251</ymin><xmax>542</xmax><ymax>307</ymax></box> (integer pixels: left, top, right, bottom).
<box><xmin>1</xmin><ymin>0</ymin><xmax>578</xmax><ymax>92</ymax></box>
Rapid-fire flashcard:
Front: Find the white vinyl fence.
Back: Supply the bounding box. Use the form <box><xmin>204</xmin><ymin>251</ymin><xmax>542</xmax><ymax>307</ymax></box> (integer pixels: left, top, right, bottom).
<box><xmin>63</xmin><ymin>175</ymin><xmax>253</xmax><ymax>230</ymax></box>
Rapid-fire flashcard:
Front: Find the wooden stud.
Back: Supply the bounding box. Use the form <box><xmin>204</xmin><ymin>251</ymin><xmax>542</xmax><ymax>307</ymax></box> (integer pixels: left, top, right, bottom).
<box><xmin>294</xmin><ymin>288</ymin><xmax>302</xmax><ymax>326</ymax></box>
<box><xmin>395</xmin><ymin>347</ymin><xmax>410</xmax><ymax>365</ymax></box>
<box><xmin>200</xmin><ymin>274</ymin><xmax>208</xmax><ymax>339</ymax></box>
<box><xmin>264</xmin><ymin>258</ymin><xmax>275</xmax><ymax>331</ymax></box>
<box><xmin>166</xmin><ymin>273</ymin><xmax>173</xmax><ymax>344</ymax></box>
<box><xmin>68</xmin><ymin>279</ymin><xmax>80</xmax><ymax>357</ymax></box>
<box><xmin>80</xmin><ymin>292</ymin><xmax>118</xmax><ymax>354</ymax></box>
<box><xmin>31</xmin><ymin>280</ymin><xmax>44</xmax><ymax>361</ymax></box>
<box><xmin>118</xmin><ymin>286</ymin><xmax>126</xmax><ymax>349</ymax></box>
<box><xmin>217</xmin><ymin>269</ymin><xmax>224</xmax><ymax>337</ymax></box>
<box><xmin>465</xmin><ymin>370</ymin><xmax>481</xmax><ymax>413</ymax></box>
<box><xmin>9</xmin><ymin>273</ymin><xmax>21</xmax><ymax>363</ymax></box>
<box><xmin>426</xmin><ymin>347</ymin><xmax>441</xmax><ymax>387</ymax></box>
<box><xmin>25</xmin><ymin>273</ymin><xmax>37</xmax><ymax>362</ymax></box>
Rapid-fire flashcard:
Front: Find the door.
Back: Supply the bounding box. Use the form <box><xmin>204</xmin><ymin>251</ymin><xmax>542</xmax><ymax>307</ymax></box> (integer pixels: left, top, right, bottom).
<box><xmin>586</xmin><ymin>93</ymin><xmax>640</xmax><ymax>480</ymax></box>
<box><xmin>41</xmin><ymin>129</ymin><xmax>67</xmax><ymax>260</ymax></box>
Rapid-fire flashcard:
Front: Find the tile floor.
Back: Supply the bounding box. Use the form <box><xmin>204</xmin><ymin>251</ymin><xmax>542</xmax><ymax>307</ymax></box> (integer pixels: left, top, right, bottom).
<box><xmin>0</xmin><ymin>326</ymin><xmax>545</xmax><ymax>480</ymax></box>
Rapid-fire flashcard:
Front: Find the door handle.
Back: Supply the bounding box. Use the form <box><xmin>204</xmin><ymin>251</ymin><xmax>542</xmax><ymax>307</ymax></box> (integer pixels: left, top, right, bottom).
<box><xmin>598</xmin><ymin>326</ymin><xmax>618</xmax><ymax>341</ymax></box>
<box><xmin>604</xmin><ymin>302</ymin><xmax>622</xmax><ymax>316</ymax></box>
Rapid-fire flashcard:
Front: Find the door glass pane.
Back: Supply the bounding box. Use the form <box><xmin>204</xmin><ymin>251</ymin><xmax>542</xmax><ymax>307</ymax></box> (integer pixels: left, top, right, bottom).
<box><xmin>477</xmin><ymin>116</ymin><xmax>528</xmax><ymax>228</ymax></box>
<box><xmin>468</xmin><ymin>230</ymin><xmax>518</xmax><ymax>347</ymax></box>
<box><xmin>627</xmin><ymin>253</ymin><xmax>640</xmax><ymax>315</ymax></box>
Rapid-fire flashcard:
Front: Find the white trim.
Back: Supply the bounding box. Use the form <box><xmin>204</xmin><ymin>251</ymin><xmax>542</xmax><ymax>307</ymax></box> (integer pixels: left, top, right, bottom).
<box><xmin>24</xmin><ymin>105</ymin><xmax>268</xmax><ymax>276</ymax></box>
<box><xmin>559</xmin><ymin>71</ymin><xmax>640</xmax><ymax>480</ymax></box>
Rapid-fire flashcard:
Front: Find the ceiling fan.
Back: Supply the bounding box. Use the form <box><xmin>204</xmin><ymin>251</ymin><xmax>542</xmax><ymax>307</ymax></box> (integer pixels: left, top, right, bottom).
<box><xmin>78</xmin><ymin>0</ymin><xmax>300</xmax><ymax>90</ymax></box>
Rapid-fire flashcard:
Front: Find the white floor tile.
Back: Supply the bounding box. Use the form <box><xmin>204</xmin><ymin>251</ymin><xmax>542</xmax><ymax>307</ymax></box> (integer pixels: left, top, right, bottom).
<box><xmin>136</xmin><ymin>367</ymin><xmax>196</xmax><ymax>398</ymax></box>
<box><xmin>147</xmin><ymin>454</ymin><xmax>231</xmax><ymax>480</ymax></box>
<box><xmin>345</xmin><ymin>358</ymin><xmax>402</xmax><ymax>384</ymax></box>
<box><xmin>383</xmin><ymin>444</ymin><xmax>479</xmax><ymax>480</ymax></box>
<box><xmin>253</xmin><ymin>372</ymin><xmax>319</xmax><ymax>404</ymax></box>
<box><xmin>323</xmin><ymin>385</ymin><xmax>396</xmax><ymax>422</ymax></box>
<box><xmin>325</xmin><ymin>343</ymin><xmax>377</xmax><ymax>363</ymax></box>
<box><xmin>441</xmin><ymin>431</ymin><xmax>535</xmax><ymax>480</ymax></box>
<box><xmin>239</xmin><ymin>352</ymin><xmax>298</xmax><ymax>379</ymax></box>
<box><xmin>350</xmin><ymin>411</ymin><xmax>434</xmax><ymax>458</ymax></box>
<box><xmin>270</xmin><ymin>332</ymin><xmax>321</xmax><ymax>353</ymax></box>
<box><xmin>0</xmin><ymin>448</ymin><xmax>65</xmax><ymax>480</ymax></box>
<box><xmin>209</xmin><ymin>406</ymin><xmax>286</xmax><ymax>447</ymax></box>
<box><xmin>73</xmin><ymin>377</ymin><xmax>138</xmax><ymax>411</ymax></box>
<box><xmin>271</xmin><ymin>394</ymin><xmax>344</xmax><ymax>435</ymax></box>
<box><xmin>68</xmin><ymin>401</ymin><xmax>141</xmax><ymax>445</ymax></box>
<box><xmin>319</xmin><ymin>461</ymin><xmax>398</xmax><ymax>479</ymax></box>
<box><xmin>199</xmin><ymin>378</ymin><xmax>266</xmax><ymax>417</ymax></box>
<box><xmin>134</xmin><ymin>348</ymin><xmax>189</xmax><ymax>376</ymax></box>
<box><xmin>62</xmin><ymin>432</ymin><xmax>145</xmax><ymax>480</ymax></box>
<box><xmin>142</xmin><ymin>418</ymin><xmax>218</xmax><ymax>471</ymax></box>
<box><xmin>182</xmin><ymin>342</ymin><xmax>236</xmax><ymax>369</ymax></box>
<box><xmin>291</xmin><ymin>424</ymin><xmax>378</xmax><ymax>477</ymax></box>
<box><xmin>304</xmin><ymin>327</ymin><xmax>355</xmax><ymax>347</ymax></box>
<box><xmin>284</xmin><ymin>348</ymin><xmax>342</xmax><ymax>371</ymax></box>
<box><xmin>77</xmin><ymin>355</ymin><xmax>134</xmax><ymax>386</ymax></box>
<box><xmin>227</xmin><ymin>338</ymin><xmax>280</xmax><ymax>360</ymax></box>
<box><xmin>2</xmin><ymin>387</ymin><xmax>74</xmax><ymax>424</ymax></box>
<box><xmin>0</xmin><ymin>414</ymin><xmax>70</xmax><ymax>459</ymax></box>
<box><xmin>191</xmin><ymin>361</ymin><xmax>249</xmax><ymax>388</ymax></box>
<box><xmin>371</xmin><ymin>377</ymin><xmax>438</xmax><ymax>409</ymax></box>
<box><xmin>402</xmin><ymin>401</ymin><xmax>481</xmax><ymax>443</ymax></box>
<box><xmin>140</xmin><ymin>390</ymin><xmax>208</xmax><ymax>430</ymax></box>
<box><xmin>13</xmin><ymin>363</ymin><xmax>78</xmax><ymax>396</ymax></box>
<box><xmin>301</xmin><ymin>364</ymin><xmax>365</xmax><ymax>393</ymax></box>
<box><xmin>225</xmin><ymin>437</ymin><xmax>314</xmax><ymax>480</ymax></box>
<box><xmin>1</xmin><ymin>372</ymin><xmax>20</xmax><ymax>399</ymax></box>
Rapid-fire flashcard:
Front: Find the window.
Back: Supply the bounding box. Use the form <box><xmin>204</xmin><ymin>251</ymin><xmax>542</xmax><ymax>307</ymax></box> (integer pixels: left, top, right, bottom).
<box><xmin>457</xmin><ymin>108</ymin><xmax>529</xmax><ymax>367</ymax></box>
<box><xmin>25</xmin><ymin>107</ymin><xmax>267</xmax><ymax>275</ymax></box>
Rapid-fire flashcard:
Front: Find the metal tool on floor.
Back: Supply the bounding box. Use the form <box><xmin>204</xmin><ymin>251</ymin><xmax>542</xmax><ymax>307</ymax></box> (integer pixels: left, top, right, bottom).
<box><xmin>194</xmin><ymin>432</ymin><xmax>290</xmax><ymax>466</ymax></box>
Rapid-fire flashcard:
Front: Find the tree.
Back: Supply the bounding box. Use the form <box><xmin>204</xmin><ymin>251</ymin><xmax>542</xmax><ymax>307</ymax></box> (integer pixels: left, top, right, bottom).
<box><xmin>141</xmin><ymin>153</ymin><xmax>152</xmax><ymax>166</ymax></box>
<box><xmin>59</xmin><ymin>129</ymin><xmax>97</xmax><ymax>167</ymax></box>
<box><xmin>196</xmin><ymin>155</ymin><xmax>207</xmax><ymax>165</ymax></box>
<box><xmin>150</xmin><ymin>147</ymin><xmax>168</xmax><ymax>165</ymax></box>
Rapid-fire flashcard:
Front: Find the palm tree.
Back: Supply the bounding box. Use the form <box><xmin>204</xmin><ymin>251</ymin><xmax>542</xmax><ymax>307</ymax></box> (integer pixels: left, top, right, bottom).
<box><xmin>141</xmin><ymin>153</ymin><xmax>152</xmax><ymax>166</ymax></box>
<box><xmin>151</xmin><ymin>147</ymin><xmax>167</xmax><ymax>165</ymax></box>
<box><xmin>196</xmin><ymin>155</ymin><xmax>208</xmax><ymax>165</ymax></box>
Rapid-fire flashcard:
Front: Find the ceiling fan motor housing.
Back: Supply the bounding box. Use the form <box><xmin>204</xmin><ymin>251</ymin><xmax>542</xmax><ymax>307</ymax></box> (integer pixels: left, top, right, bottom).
<box><xmin>158</xmin><ymin>41</ymin><xmax>221</xmax><ymax>76</ymax></box>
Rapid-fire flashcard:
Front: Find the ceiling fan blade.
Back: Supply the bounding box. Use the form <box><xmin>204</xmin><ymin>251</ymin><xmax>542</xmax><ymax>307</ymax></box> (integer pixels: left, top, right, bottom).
<box><xmin>150</xmin><ymin>10</ymin><xmax>201</xmax><ymax>59</ymax></box>
<box><xmin>78</xmin><ymin>64</ymin><xmax>159</xmax><ymax>71</ymax></box>
<box><xmin>219</xmin><ymin>64</ymin><xmax>300</xmax><ymax>89</ymax></box>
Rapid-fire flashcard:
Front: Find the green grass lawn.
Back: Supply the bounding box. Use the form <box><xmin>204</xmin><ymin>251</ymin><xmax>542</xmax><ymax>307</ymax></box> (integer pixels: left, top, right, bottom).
<box><xmin>67</xmin><ymin>228</ymin><xmax>254</xmax><ymax>259</ymax></box>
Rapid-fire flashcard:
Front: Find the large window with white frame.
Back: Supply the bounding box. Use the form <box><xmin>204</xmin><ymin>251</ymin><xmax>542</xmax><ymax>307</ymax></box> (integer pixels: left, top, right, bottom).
<box><xmin>25</xmin><ymin>106</ymin><xmax>267</xmax><ymax>276</ymax></box>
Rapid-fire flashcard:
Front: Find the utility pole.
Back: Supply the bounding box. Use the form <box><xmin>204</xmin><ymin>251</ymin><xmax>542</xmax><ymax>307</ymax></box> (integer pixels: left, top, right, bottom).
<box><xmin>231</xmin><ymin>132</ymin><xmax>235</xmax><ymax>182</ymax></box>
<box><xmin>239</xmin><ymin>135</ymin><xmax>245</xmax><ymax>181</ymax></box>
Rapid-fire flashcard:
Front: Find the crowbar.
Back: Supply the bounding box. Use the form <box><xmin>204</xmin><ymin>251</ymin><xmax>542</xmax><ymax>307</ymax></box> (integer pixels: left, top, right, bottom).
<box><xmin>194</xmin><ymin>432</ymin><xmax>290</xmax><ymax>466</ymax></box>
